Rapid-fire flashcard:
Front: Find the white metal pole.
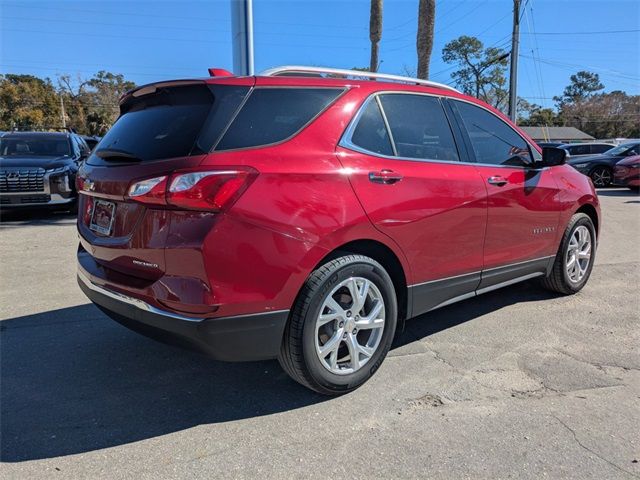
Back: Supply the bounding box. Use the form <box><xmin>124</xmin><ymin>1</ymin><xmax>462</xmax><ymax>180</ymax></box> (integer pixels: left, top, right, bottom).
<box><xmin>231</xmin><ymin>0</ymin><xmax>254</xmax><ymax>75</ymax></box>
<box><xmin>60</xmin><ymin>96</ymin><xmax>66</xmax><ymax>128</ymax></box>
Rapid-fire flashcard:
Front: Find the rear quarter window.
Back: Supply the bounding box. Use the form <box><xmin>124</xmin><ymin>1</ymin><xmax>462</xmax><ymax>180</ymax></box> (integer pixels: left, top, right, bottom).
<box><xmin>215</xmin><ymin>87</ymin><xmax>344</xmax><ymax>151</ymax></box>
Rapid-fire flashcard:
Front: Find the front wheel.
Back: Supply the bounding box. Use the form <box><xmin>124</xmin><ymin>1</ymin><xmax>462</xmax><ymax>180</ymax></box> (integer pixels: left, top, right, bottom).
<box><xmin>278</xmin><ymin>255</ymin><xmax>397</xmax><ymax>395</ymax></box>
<box><xmin>589</xmin><ymin>166</ymin><xmax>612</xmax><ymax>188</ymax></box>
<box><xmin>541</xmin><ymin>213</ymin><xmax>596</xmax><ymax>294</ymax></box>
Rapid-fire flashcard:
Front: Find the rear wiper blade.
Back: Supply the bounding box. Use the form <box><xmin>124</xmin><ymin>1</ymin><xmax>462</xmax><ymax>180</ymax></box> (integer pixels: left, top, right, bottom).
<box><xmin>95</xmin><ymin>148</ymin><xmax>142</xmax><ymax>162</ymax></box>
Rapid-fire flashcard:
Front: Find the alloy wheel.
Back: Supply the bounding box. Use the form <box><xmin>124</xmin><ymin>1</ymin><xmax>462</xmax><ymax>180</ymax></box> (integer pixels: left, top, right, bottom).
<box><xmin>315</xmin><ymin>277</ymin><xmax>385</xmax><ymax>375</ymax></box>
<box><xmin>566</xmin><ymin>225</ymin><xmax>592</xmax><ymax>283</ymax></box>
<box><xmin>591</xmin><ymin>167</ymin><xmax>612</xmax><ymax>188</ymax></box>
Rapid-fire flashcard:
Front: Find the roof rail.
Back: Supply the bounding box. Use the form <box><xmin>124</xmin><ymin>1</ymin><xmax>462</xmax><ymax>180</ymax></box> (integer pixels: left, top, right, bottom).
<box><xmin>259</xmin><ymin>65</ymin><xmax>460</xmax><ymax>93</ymax></box>
<box><xmin>10</xmin><ymin>126</ymin><xmax>76</xmax><ymax>133</ymax></box>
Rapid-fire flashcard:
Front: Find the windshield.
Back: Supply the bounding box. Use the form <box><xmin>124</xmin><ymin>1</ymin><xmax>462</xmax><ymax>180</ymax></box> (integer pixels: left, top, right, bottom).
<box><xmin>606</xmin><ymin>143</ymin><xmax>637</xmax><ymax>156</ymax></box>
<box><xmin>0</xmin><ymin>137</ymin><xmax>71</xmax><ymax>157</ymax></box>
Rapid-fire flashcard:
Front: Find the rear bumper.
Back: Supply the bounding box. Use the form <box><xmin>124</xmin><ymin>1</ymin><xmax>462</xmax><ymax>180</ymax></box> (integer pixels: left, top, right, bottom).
<box><xmin>77</xmin><ymin>269</ymin><xmax>289</xmax><ymax>362</ymax></box>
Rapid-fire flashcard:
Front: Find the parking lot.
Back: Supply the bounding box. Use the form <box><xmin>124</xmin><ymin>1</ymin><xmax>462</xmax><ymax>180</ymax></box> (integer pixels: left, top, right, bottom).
<box><xmin>0</xmin><ymin>188</ymin><xmax>638</xmax><ymax>479</ymax></box>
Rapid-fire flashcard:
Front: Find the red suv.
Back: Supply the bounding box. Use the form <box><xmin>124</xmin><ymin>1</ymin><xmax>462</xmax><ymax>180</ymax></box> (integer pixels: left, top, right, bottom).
<box><xmin>76</xmin><ymin>66</ymin><xmax>600</xmax><ymax>395</ymax></box>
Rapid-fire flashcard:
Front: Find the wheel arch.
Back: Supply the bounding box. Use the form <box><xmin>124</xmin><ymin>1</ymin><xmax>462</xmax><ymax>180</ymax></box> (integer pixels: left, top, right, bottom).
<box><xmin>575</xmin><ymin>202</ymin><xmax>600</xmax><ymax>237</ymax></box>
<box><xmin>315</xmin><ymin>239</ymin><xmax>410</xmax><ymax>326</ymax></box>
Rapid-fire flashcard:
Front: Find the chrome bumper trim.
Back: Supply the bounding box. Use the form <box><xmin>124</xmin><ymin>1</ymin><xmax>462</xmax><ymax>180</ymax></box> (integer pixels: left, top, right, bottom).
<box><xmin>77</xmin><ymin>269</ymin><xmax>204</xmax><ymax>323</ymax></box>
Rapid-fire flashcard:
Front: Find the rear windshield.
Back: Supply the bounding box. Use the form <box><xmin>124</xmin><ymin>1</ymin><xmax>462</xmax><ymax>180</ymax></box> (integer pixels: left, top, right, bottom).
<box><xmin>0</xmin><ymin>137</ymin><xmax>71</xmax><ymax>157</ymax></box>
<box><xmin>214</xmin><ymin>87</ymin><xmax>344</xmax><ymax>151</ymax></box>
<box><xmin>90</xmin><ymin>84</ymin><xmax>249</xmax><ymax>164</ymax></box>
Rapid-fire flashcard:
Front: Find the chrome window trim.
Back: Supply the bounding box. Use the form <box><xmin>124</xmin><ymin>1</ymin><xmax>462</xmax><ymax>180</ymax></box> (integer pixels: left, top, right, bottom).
<box><xmin>375</xmin><ymin>95</ymin><xmax>398</xmax><ymax>157</ymax></box>
<box><xmin>340</xmin><ymin>90</ymin><xmax>546</xmax><ymax>171</ymax></box>
<box><xmin>340</xmin><ymin>90</ymin><xmax>466</xmax><ymax>165</ymax></box>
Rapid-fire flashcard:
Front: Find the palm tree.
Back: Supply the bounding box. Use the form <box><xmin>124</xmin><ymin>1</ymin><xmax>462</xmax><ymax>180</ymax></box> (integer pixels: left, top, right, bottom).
<box><xmin>369</xmin><ymin>0</ymin><xmax>383</xmax><ymax>72</ymax></box>
<box><xmin>417</xmin><ymin>0</ymin><xmax>435</xmax><ymax>79</ymax></box>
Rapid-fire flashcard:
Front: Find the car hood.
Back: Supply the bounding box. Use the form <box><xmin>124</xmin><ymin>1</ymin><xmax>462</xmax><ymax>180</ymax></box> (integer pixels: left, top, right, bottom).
<box><xmin>0</xmin><ymin>156</ymin><xmax>76</xmax><ymax>170</ymax></box>
<box><xmin>616</xmin><ymin>155</ymin><xmax>640</xmax><ymax>166</ymax></box>
<box><xmin>568</xmin><ymin>154</ymin><xmax>621</xmax><ymax>165</ymax></box>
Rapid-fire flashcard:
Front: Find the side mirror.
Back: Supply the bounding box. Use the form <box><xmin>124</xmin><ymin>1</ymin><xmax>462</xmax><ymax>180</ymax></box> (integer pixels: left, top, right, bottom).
<box><xmin>541</xmin><ymin>147</ymin><xmax>566</xmax><ymax>167</ymax></box>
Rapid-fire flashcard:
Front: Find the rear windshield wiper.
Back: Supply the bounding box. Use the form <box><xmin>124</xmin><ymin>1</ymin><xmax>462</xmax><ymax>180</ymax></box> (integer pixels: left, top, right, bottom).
<box><xmin>95</xmin><ymin>148</ymin><xmax>143</xmax><ymax>162</ymax></box>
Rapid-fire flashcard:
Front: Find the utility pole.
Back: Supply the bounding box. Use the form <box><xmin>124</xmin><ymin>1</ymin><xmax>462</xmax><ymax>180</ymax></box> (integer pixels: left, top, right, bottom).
<box><xmin>230</xmin><ymin>0</ymin><xmax>254</xmax><ymax>75</ymax></box>
<box><xmin>60</xmin><ymin>96</ymin><xmax>66</xmax><ymax>128</ymax></box>
<box><xmin>508</xmin><ymin>0</ymin><xmax>520</xmax><ymax>122</ymax></box>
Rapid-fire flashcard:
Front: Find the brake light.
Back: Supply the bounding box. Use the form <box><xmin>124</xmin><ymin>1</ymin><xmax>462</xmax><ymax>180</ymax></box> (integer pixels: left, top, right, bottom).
<box><xmin>128</xmin><ymin>176</ymin><xmax>168</xmax><ymax>205</ymax></box>
<box><xmin>127</xmin><ymin>167</ymin><xmax>257</xmax><ymax>212</ymax></box>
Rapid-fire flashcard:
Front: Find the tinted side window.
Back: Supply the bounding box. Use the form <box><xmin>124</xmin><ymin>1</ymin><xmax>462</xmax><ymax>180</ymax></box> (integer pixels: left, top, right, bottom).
<box><xmin>454</xmin><ymin>100</ymin><xmax>532</xmax><ymax>167</ymax></box>
<box><xmin>379</xmin><ymin>94</ymin><xmax>459</xmax><ymax>161</ymax></box>
<box><xmin>76</xmin><ymin>136</ymin><xmax>90</xmax><ymax>156</ymax></box>
<box><xmin>591</xmin><ymin>144</ymin><xmax>611</xmax><ymax>154</ymax></box>
<box><xmin>350</xmin><ymin>99</ymin><xmax>393</xmax><ymax>156</ymax></box>
<box><xmin>70</xmin><ymin>137</ymin><xmax>81</xmax><ymax>157</ymax></box>
<box><xmin>216</xmin><ymin>88</ymin><xmax>343</xmax><ymax>151</ymax></box>
<box><xmin>569</xmin><ymin>144</ymin><xmax>590</xmax><ymax>155</ymax></box>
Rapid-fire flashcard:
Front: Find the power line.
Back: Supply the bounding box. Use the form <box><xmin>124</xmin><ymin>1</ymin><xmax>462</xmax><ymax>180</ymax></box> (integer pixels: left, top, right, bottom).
<box><xmin>523</xmin><ymin>1</ymin><xmax>547</xmax><ymax>108</ymax></box>
<box><xmin>3</xmin><ymin>15</ymin><xmax>368</xmax><ymax>41</ymax></box>
<box><xmin>3</xmin><ymin>2</ymin><xmax>368</xmax><ymax>30</ymax></box>
<box><xmin>521</xmin><ymin>29</ymin><xmax>640</xmax><ymax>35</ymax></box>
<box><xmin>519</xmin><ymin>55</ymin><xmax>640</xmax><ymax>82</ymax></box>
<box><xmin>0</xmin><ymin>63</ymin><xmax>185</xmax><ymax>78</ymax></box>
<box><xmin>2</xmin><ymin>28</ymin><xmax>367</xmax><ymax>51</ymax></box>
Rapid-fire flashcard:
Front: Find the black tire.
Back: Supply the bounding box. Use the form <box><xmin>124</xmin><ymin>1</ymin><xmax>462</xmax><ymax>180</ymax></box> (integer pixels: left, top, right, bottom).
<box><xmin>589</xmin><ymin>166</ymin><xmax>613</xmax><ymax>188</ymax></box>
<box><xmin>278</xmin><ymin>255</ymin><xmax>397</xmax><ymax>395</ymax></box>
<box><xmin>540</xmin><ymin>213</ymin><xmax>596</xmax><ymax>295</ymax></box>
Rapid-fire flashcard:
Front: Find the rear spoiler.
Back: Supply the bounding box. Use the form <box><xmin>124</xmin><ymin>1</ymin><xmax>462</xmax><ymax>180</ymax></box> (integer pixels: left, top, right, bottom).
<box><xmin>118</xmin><ymin>79</ymin><xmax>207</xmax><ymax>107</ymax></box>
<box><xmin>119</xmin><ymin>68</ymin><xmax>235</xmax><ymax>106</ymax></box>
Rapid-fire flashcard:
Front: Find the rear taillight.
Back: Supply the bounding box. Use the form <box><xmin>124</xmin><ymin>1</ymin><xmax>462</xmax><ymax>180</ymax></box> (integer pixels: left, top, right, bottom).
<box><xmin>128</xmin><ymin>176</ymin><xmax>168</xmax><ymax>205</ymax></box>
<box><xmin>127</xmin><ymin>167</ymin><xmax>257</xmax><ymax>212</ymax></box>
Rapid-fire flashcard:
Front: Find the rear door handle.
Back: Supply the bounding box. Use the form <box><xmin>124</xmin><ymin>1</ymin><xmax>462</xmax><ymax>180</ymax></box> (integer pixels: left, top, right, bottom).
<box><xmin>487</xmin><ymin>175</ymin><xmax>508</xmax><ymax>186</ymax></box>
<box><xmin>369</xmin><ymin>169</ymin><xmax>403</xmax><ymax>184</ymax></box>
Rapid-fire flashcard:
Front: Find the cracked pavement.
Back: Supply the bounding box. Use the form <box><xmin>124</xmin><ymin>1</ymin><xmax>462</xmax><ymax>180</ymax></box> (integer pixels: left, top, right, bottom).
<box><xmin>1</xmin><ymin>188</ymin><xmax>639</xmax><ymax>479</ymax></box>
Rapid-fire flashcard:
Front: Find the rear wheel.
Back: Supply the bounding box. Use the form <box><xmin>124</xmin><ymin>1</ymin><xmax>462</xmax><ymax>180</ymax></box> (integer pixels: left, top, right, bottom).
<box><xmin>541</xmin><ymin>213</ymin><xmax>596</xmax><ymax>294</ymax></box>
<box><xmin>589</xmin><ymin>166</ymin><xmax>612</xmax><ymax>188</ymax></box>
<box><xmin>278</xmin><ymin>255</ymin><xmax>397</xmax><ymax>395</ymax></box>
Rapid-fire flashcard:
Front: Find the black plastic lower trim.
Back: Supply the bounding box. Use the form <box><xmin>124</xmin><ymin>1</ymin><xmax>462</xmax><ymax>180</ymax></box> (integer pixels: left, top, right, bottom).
<box><xmin>409</xmin><ymin>271</ymin><xmax>481</xmax><ymax>318</ymax></box>
<box><xmin>478</xmin><ymin>256</ymin><xmax>554</xmax><ymax>291</ymax></box>
<box><xmin>78</xmin><ymin>275</ymin><xmax>289</xmax><ymax>362</ymax></box>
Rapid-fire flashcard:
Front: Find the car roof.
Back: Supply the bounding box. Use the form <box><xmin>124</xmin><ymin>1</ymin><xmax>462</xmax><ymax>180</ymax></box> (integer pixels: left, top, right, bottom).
<box><xmin>1</xmin><ymin>131</ymin><xmax>70</xmax><ymax>139</ymax></box>
<box><xmin>560</xmin><ymin>142</ymin><xmax>614</xmax><ymax>147</ymax></box>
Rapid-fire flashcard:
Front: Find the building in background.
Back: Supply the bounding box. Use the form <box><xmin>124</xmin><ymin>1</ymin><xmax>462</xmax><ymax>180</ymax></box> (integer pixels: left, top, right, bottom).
<box><xmin>521</xmin><ymin>126</ymin><xmax>594</xmax><ymax>144</ymax></box>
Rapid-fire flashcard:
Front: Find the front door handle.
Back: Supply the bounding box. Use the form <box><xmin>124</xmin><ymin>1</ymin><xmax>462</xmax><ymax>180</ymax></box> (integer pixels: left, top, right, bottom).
<box><xmin>369</xmin><ymin>169</ymin><xmax>403</xmax><ymax>184</ymax></box>
<box><xmin>487</xmin><ymin>175</ymin><xmax>508</xmax><ymax>186</ymax></box>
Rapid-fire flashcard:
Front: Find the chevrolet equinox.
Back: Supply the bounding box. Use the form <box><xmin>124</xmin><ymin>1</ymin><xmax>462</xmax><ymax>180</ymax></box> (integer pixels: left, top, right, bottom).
<box><xmin>76</xmin><ymin>66</ymin><xmax>600</xmax><ymax>395</ymax></box>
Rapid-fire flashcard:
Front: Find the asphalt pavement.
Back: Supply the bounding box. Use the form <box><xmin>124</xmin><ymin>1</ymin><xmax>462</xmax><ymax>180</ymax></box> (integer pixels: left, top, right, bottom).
<box><xmin>1</xmin><ymin>188</ymin><xmax>638</xmax><ymax>479</ymax></box>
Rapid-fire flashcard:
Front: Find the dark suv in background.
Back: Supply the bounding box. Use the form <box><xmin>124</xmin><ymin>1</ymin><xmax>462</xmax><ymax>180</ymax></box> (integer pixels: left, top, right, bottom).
<box><xmin>0</xmin><ymin>130</ymin><xmax>90</xmax><ymax>211</ymax></box>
